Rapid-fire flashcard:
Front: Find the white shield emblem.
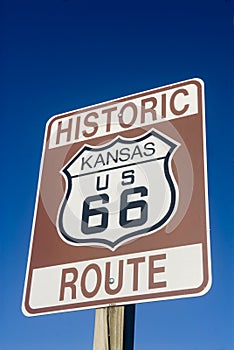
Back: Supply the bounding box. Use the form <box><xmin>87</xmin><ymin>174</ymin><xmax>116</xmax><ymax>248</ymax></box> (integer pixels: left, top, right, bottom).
<box><xmin>57</xmin><ymin>130</ymin><xmax>179</xmax><ymax>249</ymax></box>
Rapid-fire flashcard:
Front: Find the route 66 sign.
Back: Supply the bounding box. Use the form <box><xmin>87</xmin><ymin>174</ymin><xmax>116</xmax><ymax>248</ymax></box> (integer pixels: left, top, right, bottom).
<box><xmin>22</xmin><ymin>79</ymin><xmax>211</xmax><ymax>316</ymax></box>
<box><xmin>58</xmin><ymin>130</ymin><xmax>179</xmax><ymax>249</ymax></box>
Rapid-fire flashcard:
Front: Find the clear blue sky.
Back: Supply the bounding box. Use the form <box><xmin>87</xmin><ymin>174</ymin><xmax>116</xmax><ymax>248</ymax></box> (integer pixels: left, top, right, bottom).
<box><xmin>1</xmin><ymin>0</ymin><xmax>233</xmax><ymax>349</ymax></box>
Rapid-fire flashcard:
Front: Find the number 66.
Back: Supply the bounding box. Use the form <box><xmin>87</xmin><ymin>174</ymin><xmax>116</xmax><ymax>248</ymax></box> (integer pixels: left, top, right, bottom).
<box><xmin>81</xmin><ymin>186</ymin><xmax>148</xmax><ymax>234</ymax></box>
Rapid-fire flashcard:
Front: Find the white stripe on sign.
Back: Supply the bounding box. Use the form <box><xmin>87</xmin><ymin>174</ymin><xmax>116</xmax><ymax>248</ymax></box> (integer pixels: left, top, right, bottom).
<box><xmin>29</xmin><ymin>243</ymin><xmax>203</xmax><ymax>309</ymax></box>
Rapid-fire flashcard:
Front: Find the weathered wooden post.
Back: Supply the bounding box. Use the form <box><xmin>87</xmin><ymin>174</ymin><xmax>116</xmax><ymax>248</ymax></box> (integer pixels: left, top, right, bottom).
<box><xmin>93</xmin><ymin>305</ymin><xmax>135</xmax><ymax>350</ymax></box>
<box><xmin>93</xmin><ymin>306</ymin><xmax>124</xmax><ymax>350</ymax></box>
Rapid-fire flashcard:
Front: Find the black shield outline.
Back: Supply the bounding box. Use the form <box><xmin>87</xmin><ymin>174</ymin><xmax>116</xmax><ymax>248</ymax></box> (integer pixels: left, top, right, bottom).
<box><xmin>57</xmin><ymin>129</ymin><xmax>179</xmax><ymax>249</ymax></box>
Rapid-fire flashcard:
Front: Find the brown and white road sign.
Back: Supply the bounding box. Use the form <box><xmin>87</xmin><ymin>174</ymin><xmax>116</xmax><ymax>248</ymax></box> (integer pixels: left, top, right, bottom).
<box><xmin>22</xmin><ymin>78</ymin><xmax>211</xmax><ymax>316</ymax></box>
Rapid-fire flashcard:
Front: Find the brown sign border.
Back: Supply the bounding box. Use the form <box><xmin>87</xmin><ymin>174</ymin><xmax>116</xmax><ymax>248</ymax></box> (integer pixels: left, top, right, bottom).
<box><xmin>22</xmin><ymin>78</ymin><xmax>211</xmax><ymax>316</ymax></box>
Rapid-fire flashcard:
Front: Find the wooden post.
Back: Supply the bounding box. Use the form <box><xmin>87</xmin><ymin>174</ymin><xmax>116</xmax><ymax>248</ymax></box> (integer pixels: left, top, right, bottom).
<box><xmin>93</xmin><ymin>308</ymin><xmax>109</xmax><ymax>350</ymax></box>
<box><xmin>93</xmin><ymin>305</ymin><xmax>135</xmax><ymax>350</ymax></box>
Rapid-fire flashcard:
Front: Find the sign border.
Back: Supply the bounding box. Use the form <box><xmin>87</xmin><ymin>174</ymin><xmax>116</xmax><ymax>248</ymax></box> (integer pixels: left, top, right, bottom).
<box><xmin>22</xmin><ymin>78</ymin><xmax>212</xmax><ymax>317</ymax></box>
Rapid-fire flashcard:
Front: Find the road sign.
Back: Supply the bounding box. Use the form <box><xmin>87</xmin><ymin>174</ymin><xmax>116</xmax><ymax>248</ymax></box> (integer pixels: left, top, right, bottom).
<box><xmin>22</xmin><ymin>78</ymin><xmax>211</xmax><ymax>316</ymax></box>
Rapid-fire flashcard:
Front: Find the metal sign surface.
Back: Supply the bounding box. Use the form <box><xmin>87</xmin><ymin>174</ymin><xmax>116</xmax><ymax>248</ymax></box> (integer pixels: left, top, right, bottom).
<box><xmin>22</xmin><ymin>78</ymin><xmax>211</xmax><ymax>316</ymax></box>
